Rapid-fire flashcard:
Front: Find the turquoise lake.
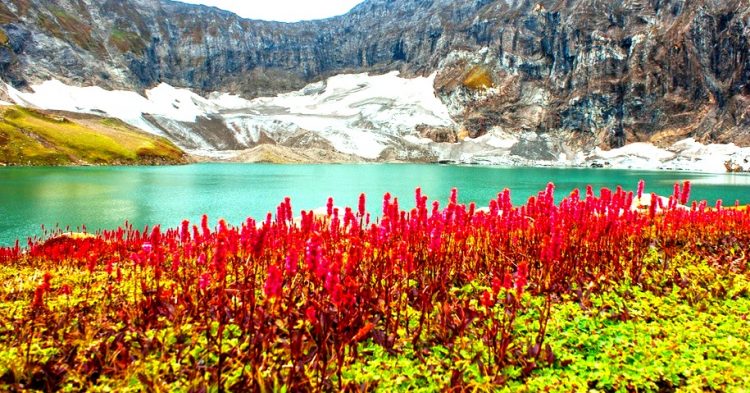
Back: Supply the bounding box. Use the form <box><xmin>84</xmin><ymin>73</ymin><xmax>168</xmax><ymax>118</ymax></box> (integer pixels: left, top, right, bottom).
<box><xmin>1</xmin><ymin>164</ymin><xmax>749</xmax><ymax>245</ymax></box>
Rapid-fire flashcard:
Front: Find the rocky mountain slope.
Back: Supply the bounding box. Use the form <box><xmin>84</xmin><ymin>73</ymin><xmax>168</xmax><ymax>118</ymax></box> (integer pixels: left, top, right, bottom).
<box><xmin>0</xmin><ymin>0</ymin><xmax>749</xmax><ymax>170</ymax></box>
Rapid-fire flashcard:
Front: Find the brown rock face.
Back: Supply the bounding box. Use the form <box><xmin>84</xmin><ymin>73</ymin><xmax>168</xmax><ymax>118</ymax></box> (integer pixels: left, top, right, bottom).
<box><xmin>416</xmin><ymin>124</ymin><xmax>458</xmax><ymax>143</ymax></box>
<box><xmin>0</xmin><ymin>0</ymin><xmax>748</xmax><ymax>152</ymax></box>
<box><xmin>433</xmin><ymin>1</ymin><xmax>750</xmax><ymax>150</ymax></box>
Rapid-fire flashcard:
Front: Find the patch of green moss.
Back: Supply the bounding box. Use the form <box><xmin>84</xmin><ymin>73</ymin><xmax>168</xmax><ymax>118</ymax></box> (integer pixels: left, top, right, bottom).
<box><xmin>108</xmin><ymin>28</ymin><xmax>146</xmax><ymax>54</ymax></box>
<box><xmin>0</xmin><ymin>106</ymin><xmax>186</xmax><ymax>166</ymax></box>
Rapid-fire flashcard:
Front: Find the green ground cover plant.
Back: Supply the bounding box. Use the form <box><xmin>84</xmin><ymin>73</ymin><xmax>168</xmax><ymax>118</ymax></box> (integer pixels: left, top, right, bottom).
<box><xmin>0</xmin><ymin>181</ymin><xmax>748</xmax><ymax>391</ymax></box>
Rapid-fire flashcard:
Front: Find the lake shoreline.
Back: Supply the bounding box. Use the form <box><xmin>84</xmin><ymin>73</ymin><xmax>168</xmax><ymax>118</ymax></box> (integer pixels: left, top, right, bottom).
<box><xmin>5</xmin><ymin>156</ymin><xmax>750</xmax><ymax>175</ymax></box>
<box><xmin>2</xmin><ymin>164</ymin><xmax>750</xmax><ymax>246</ymax></box>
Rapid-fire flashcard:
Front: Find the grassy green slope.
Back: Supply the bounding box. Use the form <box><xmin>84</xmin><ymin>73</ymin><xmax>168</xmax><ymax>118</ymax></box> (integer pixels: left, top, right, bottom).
<box><xmin>0</xmin><ymin>106</ymin><xmax>188</xmax><ymax>166</ymax></box>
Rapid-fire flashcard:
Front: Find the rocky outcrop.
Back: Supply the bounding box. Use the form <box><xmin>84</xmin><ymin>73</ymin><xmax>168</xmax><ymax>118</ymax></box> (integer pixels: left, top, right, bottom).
<box><xmin>0</xmin><ymin>0</ymin><xmax>748</xmax><ymax>156</ymax></box>
<box><xmin>0</xmin><ymin>0</ymin><xmax>491</xmax><ymax>96</ymax></box>
<box><xmin>226</xmin><ymin>144</ymin><xmax>365</xmax><ymax>164</ymax></box>
<box><xmin>433</xmin><ymin>1</ymin><xmax>750</xmax><ymax>157</ymax></box>
<box><xmin>416</xmin><ymin>124</ymin><xmax>458</xmax><ymax>143</ymax></box>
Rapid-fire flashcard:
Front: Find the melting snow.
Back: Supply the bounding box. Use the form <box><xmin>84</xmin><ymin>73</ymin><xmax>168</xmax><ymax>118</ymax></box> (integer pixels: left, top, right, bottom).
<box><xmin>3</xmin><ymin>74</ymin><xmax>750</xmax><ymax>172</ymax></box>
<box><xmin>589</xmin><ymin>139</ymin><xmax>750</xmax><ymax>172</ymax></box>
<box><xmin>4</xmin><ymin>72</ymin><xmax>452</xmax><ymax>159</ymax></box>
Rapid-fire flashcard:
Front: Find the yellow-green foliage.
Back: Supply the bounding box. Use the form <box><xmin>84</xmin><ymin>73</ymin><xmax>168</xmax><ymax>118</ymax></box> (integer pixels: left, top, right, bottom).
<box><xmin>0</xmin><ymin>29</ymin><xmax>9</xmax><ymax>46</ymax></box>
<box><xmin>0</xmin><ymin>106</ymin><xmax>186</xmax><ymax>166</ymax></box>
<box><xmin>109</xmin><ymin>29</ymin><xmax>146</xmax><ymax>54</ymax></box>
<box><xmin>462</xmin><ymin>66</ymin><xmax>493</xmax><ymax>90</ymax></box>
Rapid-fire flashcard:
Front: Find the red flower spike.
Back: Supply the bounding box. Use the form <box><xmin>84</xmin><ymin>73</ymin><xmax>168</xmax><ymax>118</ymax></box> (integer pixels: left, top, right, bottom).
<box><xmin>637</xmin><ymin>180</ymin><xmax>645</xmax><ymax>200</ymax></box>
<box><xmin>201</xmin><ymin>215</ymin><xmax>211</xmax><ymax>239</ymax></box>
<box><xmin>679</xmin><ymin>182</ymin><xmax>691</xmax><ymax>205</ymax></box>
<box><xmin>515</xmin><ymin>261</ymin><xmax>529</xmax><ymax>296</ymax></box>
<box><xmin>199</xmin><ymin>273</ymin><xmax>210</xmax><ymax>291</ymax></box>
<box><xmin>480</xmin><ymin>290</ymin><xmax>494</xmax><ymax>308</ymax></box>
<box><xmin>180</xmin><ymin>220</ymin><xmax>190</xmax><ymax>243</ymax></box>
<box><xmin>383</xmin><ymin>192</ymin><xmax>391</xmax><ymax>215</ymax></box>
<box><xmin>305</xmin><ymin>306</ymin><xmax>317</xmax><ymax>324</ymax></box>
<box><xmin>31</xmin><ymin>272</ymin><xmax>53</xmax><ymax>309</ymax></box>
<box><xmin>358</xmin><ymin>193</ymin><xmax>366</xmax><ymax>217</ymax></box>
<box><xmin>502</xmin><ymin>273</ymin><xmax>514</xmax><ymax>290</ymax></box>
<box><xmin>264</xmin><ymin>265</ymin><xmax>283</xmax><ymax>299</ymax></box>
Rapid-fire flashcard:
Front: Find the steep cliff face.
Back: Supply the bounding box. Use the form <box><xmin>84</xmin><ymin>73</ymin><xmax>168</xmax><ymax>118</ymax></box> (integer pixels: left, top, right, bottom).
<box><xmin>0</xmin><ymin>0</ymin><xmax>748</xmax><ymax>160</ymax></box>
<box><xmin>433</xmin><ymin>0</ymin><xmax>750</xmax><ymax>155</ymax></box>
<box><xmin>0</xmin><ymin>0</ymin><xmax>492</xmax><ymax>96</ymax></box>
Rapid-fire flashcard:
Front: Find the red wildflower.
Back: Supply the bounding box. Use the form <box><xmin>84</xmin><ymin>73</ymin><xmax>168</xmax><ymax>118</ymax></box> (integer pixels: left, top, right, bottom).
<box><xmin>142</xmin><ymin>242</ymin><xmax>153</xmax><ymax>253</ymax></box>
<box><xmin>305</xmin><ymin>306</ymin><xmax>317</xmax><ymax>324</ymax></box>
<box><xmin>480</xmin><ymin>290</ymin><xmax>494</xmax><ymax>308</ymax></box>
<box><xmin>180</xmin><ymin>220</ymin><xmax>190</xmax><ymax>243</ymax></box>
<box><xmin>358</xmin><ymin>193</ymin><xmax>366</xmax><ymax>217</ymax></box>
<box><xmin>199</xmin><ymin>273</ymin><xmax>210</xmax><ymax>291</ymax></box>
<box><xmin>32</xmin><ymin>272</ymin><xmax>53</xmax><ymax>309</ymax></box>
<box><xmin>515</xmin><ymin>261</ymin><xmax>528</xmax><ymax>296</ymax></box>
<box><xmin>285</xmin><ymin>247</ymin><xmax>299</xmax><ymax>275</ymax></box>
<box><xmin>649</xmin><ymin>193</ymin><xmax>658</xmax><ymax>219</ymax></box>
<box><xmin>637</xmin><ymin>180</ymin><xmax>645</xmax><ymax>200</ymax></box>
<box><xmin>264</xmin><ymin>265</ymin><xmax>283</xmax><ymax>299</ymax></box>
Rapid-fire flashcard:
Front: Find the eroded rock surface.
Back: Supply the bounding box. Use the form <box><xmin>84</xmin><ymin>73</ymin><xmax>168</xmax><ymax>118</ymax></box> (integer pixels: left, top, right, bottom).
<box><xmin>0</xmin><ymin>0</ymin><xmax>748</xmax><ymax>163</ymax></box>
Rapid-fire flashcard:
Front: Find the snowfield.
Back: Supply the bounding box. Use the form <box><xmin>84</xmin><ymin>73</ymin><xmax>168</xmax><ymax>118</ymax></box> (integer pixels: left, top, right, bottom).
<box><xmin>3</xmin><ymin>72</ymin><xmax>750</xmax><ymax>172</ymax></box>
<box><xmin>590</xmin><ymin>139</ymin><xmax>750</xmax><ymax>173</ymax></box>
<box><xmin>5</xmin><ymin>72</ymin><xmax>452</xmax><ymax>159</ymax></box>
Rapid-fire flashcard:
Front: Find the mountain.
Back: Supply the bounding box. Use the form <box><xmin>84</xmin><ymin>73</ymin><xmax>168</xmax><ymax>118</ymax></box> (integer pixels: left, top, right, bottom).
<box><xmin>0</xmin><ymin>105</ymin><xmax>188</xmax><ymax>165</ymax></box>
<box><xmin>0</xmin><ymin>0</ymin><xmax>749</xmax><ymax>170</ymax></box>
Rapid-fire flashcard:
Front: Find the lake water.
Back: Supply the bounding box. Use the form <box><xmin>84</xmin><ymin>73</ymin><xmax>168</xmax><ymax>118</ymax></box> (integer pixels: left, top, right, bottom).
<box><xmin>1</xmin><ymin>164</ymin><xmax>749</xmax><ymax>245</ymax></box>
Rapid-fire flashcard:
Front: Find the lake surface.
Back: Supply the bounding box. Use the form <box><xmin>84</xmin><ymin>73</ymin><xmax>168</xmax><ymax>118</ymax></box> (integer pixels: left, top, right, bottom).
<box><xmin>1</xmin><ymin>164</ymin><xmax>750</xmax><ymax>245</ymax></box>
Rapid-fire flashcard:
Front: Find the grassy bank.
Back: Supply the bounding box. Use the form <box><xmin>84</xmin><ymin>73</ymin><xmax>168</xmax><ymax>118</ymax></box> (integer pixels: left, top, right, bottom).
<box><xmin>0</xmin><ymin>106</ymin><xmax>188</xmax><ymax>166</ymax></box>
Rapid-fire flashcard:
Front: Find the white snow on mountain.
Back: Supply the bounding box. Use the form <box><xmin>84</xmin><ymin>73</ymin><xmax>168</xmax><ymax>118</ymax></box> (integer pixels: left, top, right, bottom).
<box><xmin>5</xmin><ymin>71</ymin><xmax>453</xmax><ymax>158</ymax></box>
<box><xmin>589</xmin><ymin>139</ymin><xmax>750</xmax><ymax>173</ymax></box>
<box><xmin>3</xmin><ymin>72</ymin><xmax>750</xmax><ymax>172</ymax></box>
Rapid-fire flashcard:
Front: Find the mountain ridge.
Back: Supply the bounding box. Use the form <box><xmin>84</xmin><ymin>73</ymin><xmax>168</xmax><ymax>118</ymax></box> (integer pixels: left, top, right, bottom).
<box><xmin>0</xmin><ymin>0</ymin><xmax>749</xmax><ymax>169</ymax></box>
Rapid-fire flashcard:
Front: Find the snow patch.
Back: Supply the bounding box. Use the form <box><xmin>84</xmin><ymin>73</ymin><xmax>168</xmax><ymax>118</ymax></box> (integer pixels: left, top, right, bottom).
<box><xmin>4</xmin><ymin>72</ymin><xmax>453</xmax><ymax>159</ymax></box>
<box><xmin>4</xmin><ymin>75</ymin><xmax>750</xmax><ymax>172</ymax></box>
<box><xmin>589</xmin><ymin>139</ymin><xmax>750</xmax><ymax>173</ymax></box>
